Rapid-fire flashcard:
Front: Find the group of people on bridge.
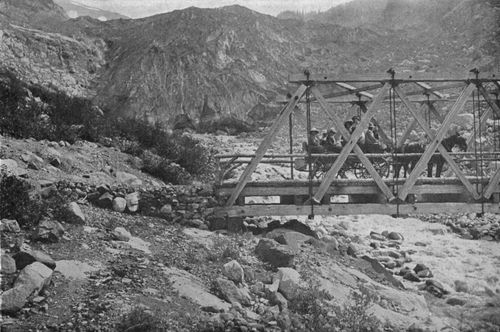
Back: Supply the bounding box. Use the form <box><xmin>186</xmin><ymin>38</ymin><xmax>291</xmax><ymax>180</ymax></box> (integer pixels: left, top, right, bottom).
<box><xmin>305</xmin><ymin>116</ymin><xmax>386</xmax><ymax>154</ymax></box>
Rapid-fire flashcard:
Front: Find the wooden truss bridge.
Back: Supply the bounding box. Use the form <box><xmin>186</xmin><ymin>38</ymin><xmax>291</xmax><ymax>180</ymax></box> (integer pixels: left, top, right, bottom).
<box><xmin>215</xmin><ymin>70</ymin><xmax>500</xmax><ymax>218</ymax></box>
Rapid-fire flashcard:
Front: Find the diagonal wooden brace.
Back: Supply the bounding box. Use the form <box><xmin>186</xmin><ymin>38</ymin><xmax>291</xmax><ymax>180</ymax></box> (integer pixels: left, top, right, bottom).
<box><xmin>225</xmin><ymin>84</ymin><xmax>307</xmax><ymax>207</ymax></box>
<box><xmin>311</xmin><ymin>87</ymin><xmax>395</xmax><ymax>202</ymax></box>
<box><xmin>358</xmin><ymin>102</ymin><xmax>392</xmax><ymax>146</ymax></box>
<box><xmin>398</xmin><ymin>102</ymin><xmax>445</xmax><ymax>148</ymax></box>
<box><xmin>396</xmin><ymin>83</ymin><xmax>476</xmax><ymax>201</ymax></box>
<box><xmin>483</xmin><ymin>165</ymin><xmax>500</xmax><ymax>199</ymax></box>
<box><xmin>312</xmin><ymin>84</ymin><xmax>392</xmax><ymax>203</ymax></box>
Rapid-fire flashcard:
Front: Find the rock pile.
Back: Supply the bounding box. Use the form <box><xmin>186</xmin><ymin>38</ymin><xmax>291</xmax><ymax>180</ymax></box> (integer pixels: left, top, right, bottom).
<box><xmin>421</xmin><ymin>213</ymin><xmax>500</xmax><ymax>241</ymax></box>
<box><xmin>1</xmin><ymin>235</ymin><xmax>56</xmax><ymax>314</ymax></box>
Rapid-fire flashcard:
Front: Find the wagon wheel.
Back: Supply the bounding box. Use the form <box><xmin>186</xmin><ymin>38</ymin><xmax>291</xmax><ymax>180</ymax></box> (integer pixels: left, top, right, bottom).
<box><xmin>353</xmin><ymin>159</ymin><xmax>390</xmax><ymax>179</ymax></box>
<box><xmin>353</xmin><ymin>162</ymin><xmax>369</xmax><ymax>179</ymax></box>
<box><xmin>374</xmin><ymin>158</ymin><xmax>391</xmax><ymax>178</ymax></box>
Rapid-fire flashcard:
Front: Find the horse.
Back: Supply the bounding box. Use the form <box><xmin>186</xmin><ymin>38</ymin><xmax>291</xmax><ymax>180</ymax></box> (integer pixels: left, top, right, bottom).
<box><xmin>394</xmin><ymin>133</ymin><xmax>467</xmax><ymax>178</ymax></box>
<box><xmin>427</xmin><ymin>133</ymin><xmax>467</xmax><ymax>177</ymax></box>
<box><xmin>393</xmin><ymin>142</ymin><xmax>425</xmax><ymax>178</ymax></box>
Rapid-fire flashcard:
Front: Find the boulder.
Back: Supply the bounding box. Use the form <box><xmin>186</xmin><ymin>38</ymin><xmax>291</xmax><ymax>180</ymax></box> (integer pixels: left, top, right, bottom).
<box><xmin>1</xmin><ymin>253</ymin><xmax>17</xmax><ymax>274</ymax></box>
<box><xmin>347</xmin><ymin>243</ymin><xmax>362</xmax><ymax>257</ymax></box>
<box><xmin>32</xmin><ymin>219</ymin><xmax>64</xmax><ymax>243</ymax></box>
<box><xmin>277</xmin><ymin>268</ymin><xmax>302</xmax><ymax>300</ymax></box>
<box><xmin>1</xmin><ymin>285</ymin><xmax>34</xmax><ymax>313</ymax></box>
<box><xmin>215</xmin><ymin>278</ymin><xmax>251</xmax><ymax>306</ymax></box>
<box><xmin>14</xmin><ymin>262</ymin><xmax>53</xmax><ymax>290</ymax></box>
<box><xmin>266</xmin><ymin>229</ymin><xmax>311</xmax><ymax>253</ymax></box>
<box><xmin>413</xmin><ymin>263</ymin><xmax>429</xmax><ymax>274</ymax></box>
<box><xmin>416</xmin><ymin>269</ymin><xmax>433</xmax><ymax>278</ymax></box>
<box><xmin>126</xmin><ymin>192</ymin><xmax>139</xmax><ymax>212</ymax></box>
<box><xmin>112</xmin><ymin>227</ymin><xmax>131</xmax><ymax>241</ymax></box>
<box><xmin>1</xmin><ymin>262</ymin><xmax>53</xmax><ymax>313</ymax></box>
<box><xmin>65</xmin><ymin>202</ymin><xmax>85</xmax><ymax>224</ymax></box>
<box><xmin>269</xmin><ymin>291</ymin><xmax>288</xmax><ymax>311</ymax></box>
<box><xmin>160</xmin><ymin>204</ymin><xmax>173</xmax><ymax>215</ymax></box>
<box><xmin>163</xmin><ymin>267</ymin><xmax>230</xmax><ymax>313</ymax></box>
<box><xmin>0</xmin><ymin>219</ymin><xmax>20</xmax><ymax>233</ymax></box>
<box><xmin>0</xmin><ymin>159</ymin><xmax>27</xmax><ymax>177</ymax></box>
<box><xmin>388</xmin><ymin>232</ymin><xmax>404</xmax><ymax>241</ymax></box>
<box><xmin>281</xmin><ymin>219</ymin><xmax>318</xmax><ymax>238</ymax></box>
<box><xmin>13</xmin><ymin>245</ymin><xmax>56</xmax><ymax>270</ymax></box>
<box><xmin>96</xmin><ymin>184</ymin><xmax>110</xmax><ymax>194</ymax></box>
<box><xmin>115</xmin><ymin>171</ymin><xmax>142</xmax><ymax>187</ymax></box>
<box><xmin>223</xmin><ymin>260</ymin><xmax>245</xmax><ymax>284</ymax></box>
<box><xmin>112</xmin><ymin>197</ymin><xmax>127</xmax><ymax>213</ymax></box>
<box><xmin>97</xmin><ymin>192</ymin><xmax>114</xmax><ymax>208</ymax></box>
<box><xmin>49</xmin><ymin>157</ymin><xmax>61</xmax><ymax>167</ymax></box>
<box><xmin>403</xmin><ymin>271</ymin><xmax>421</xmax><ymax>282</ymax></box>
<box><xmin>370</xmin><ymin>231</ymin><xmax>386</xmax><ymax>241</ymax></box>
<box><xmin>255</xmin><ymin>239</ymin><xmax>295</xmax><ymax>268</ymax></box>
<box><xmin>423</xmin><ymin>279</ymin><xmax>449</xmax><ymax>298</ymax></box>
<box><xmin>362</xmin><ymin>255</ymin><xmax>405</xmax><ymax>289</ymax></box>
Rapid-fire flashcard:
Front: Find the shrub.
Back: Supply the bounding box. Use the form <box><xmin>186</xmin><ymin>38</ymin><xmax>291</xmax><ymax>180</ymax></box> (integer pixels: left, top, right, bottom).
<box><xmin>206</xmin><ymin>236</ymin><xmax>240</xmax><ymax>262</ymax></box>
<box><xmin>289</xmin><ymin>280</ymin><xmax>380</xmax><ymax>332</ymax></box>
<box><xmin>116</xmin><ymin>307</ymin><xmax>164</xmax><ymax>332</ymax></box>
<box><xmin>332</xmin><ymin>286</ymin><xmax>381</xmax><ymax>332</ymax></box>
<box><xmin>140</xmin><ymin>150</ymin><xmax>191</xmax><ymax>185</ymax></box>
<box><xmin>0</xmin><ymin>175</ymin><xmax>45</xmax><ymax>228</ymax></box>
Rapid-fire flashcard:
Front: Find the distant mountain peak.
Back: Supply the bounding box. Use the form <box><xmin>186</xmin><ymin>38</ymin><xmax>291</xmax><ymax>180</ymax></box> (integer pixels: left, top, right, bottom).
<box><xmin>53</xmin><ymin>0</ymin><xmax>129</xmax><ymax>21</ymax></box>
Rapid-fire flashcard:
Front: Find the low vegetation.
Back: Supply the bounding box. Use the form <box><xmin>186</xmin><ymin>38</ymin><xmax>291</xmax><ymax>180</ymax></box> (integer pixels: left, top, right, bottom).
<box><xmin>0</xmin><ymin>175</ymin><xmax>69</xmax><ymax>229</ymax></box>
<box><xmin>0</xmin><ymin>70</ymin><xmax>216</xmax><ymax>184</ymax></box>
<box><xmin>289</xmin><ymin>277</ymin><xmax>381</xmax><ymax>332</ymax></box>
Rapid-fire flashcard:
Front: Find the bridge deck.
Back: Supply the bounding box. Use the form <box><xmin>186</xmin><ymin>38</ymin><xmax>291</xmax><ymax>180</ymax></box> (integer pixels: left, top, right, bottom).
<box><xmin>215</xmin><ymin>177</ymin><xmax>500</xmax><ymax>217</ymax></box>
<box><xmin>217</xmin><ymin>177</ymin><xmax>493</xmax><ymax>196</ymax></box>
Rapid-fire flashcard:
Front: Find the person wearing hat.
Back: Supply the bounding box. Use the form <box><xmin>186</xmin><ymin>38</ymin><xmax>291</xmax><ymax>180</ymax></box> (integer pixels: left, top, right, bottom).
<box><xmin>308</xmin><ymin>127</ymin><xmax>324</xmax><ymax>153</ymax></box>
<box><xmin>348</xmin><ymin>116</ymin><xmax>366</xmax><ymax>145</ymax></box>
<box><xmin>323</xmin><ymin>128</ymin><xmax>341</xmax><ymax>152</ymax></box>
<box><xmin>365</xmin><ymin>122</ymin><xmax>378</xmax><ymax>145</ymax></box>
<box><xmin>364</xmin><ymin>121</ymin><xmax>387</xmax><ymax>151</ymax></box>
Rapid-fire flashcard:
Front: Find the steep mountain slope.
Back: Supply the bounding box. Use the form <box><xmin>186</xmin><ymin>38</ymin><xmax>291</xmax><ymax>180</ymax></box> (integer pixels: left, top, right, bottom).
<box><xmin>53</xmin><ymin>0</ymin><xmax>129</xmax><ymax>21</ymax></box>
<box><xmin>0</xmin><ymin>0</ymin><xmax>498</xmax><ymax>126</ymax></box>
<box><xmin>0</xmin><ymin>0</ymin><xmax>67</xmax><ymax>29</ymax></box>
<box><xmin>92</xmin><ymin>5</ymin><xmax>307</xmax><ymax>122</ymax></box>
<box><xmin>0</xmin><ymin>0</ymin><xmax>107</xmax><ymax>96</ymax></box>
<box><xmin>282</xmin><ymin>0</ymin><xmax>500</xmax><ymax>72</ymax></box>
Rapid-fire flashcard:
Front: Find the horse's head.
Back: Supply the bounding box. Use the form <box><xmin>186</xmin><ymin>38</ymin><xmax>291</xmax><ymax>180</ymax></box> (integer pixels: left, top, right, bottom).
<box><xmin>454</xmin><ymin>135</ymin><xmax>468</xmax><ymax>152</ymax></box>
<box><xmin>447</xmin><ymin>133</ymin><xmax>467</xmax><ymax>152</ymax></box>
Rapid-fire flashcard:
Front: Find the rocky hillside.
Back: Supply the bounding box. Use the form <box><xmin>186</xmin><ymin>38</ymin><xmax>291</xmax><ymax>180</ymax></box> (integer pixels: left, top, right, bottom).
<box><xmin>280</xmin><ymin>0</ymin><xmax>500</xmax><ymax>73</ymax></box>
<box><xmin>1</xmin><ymin>134</ymin><xmax>500</xmax><ymax>331</ymax></box>
<box><xmin>0</xmin><ymin>0</ymin><xmax>499</xmax><ymax>126</ymax></box>
<box><xmin>0</xmin><ymin>0</ymin><xmax>107</xmax><ymax>96</ymax></box>
<box><xmin>91</xmin><ymin>5</ymin><xmax>306</xmax><ymax>123</ymax></box>
<box><xmin>0</xmin><ymin>0</ymin><xmax>67</xmax><ymax>29</ymax></box>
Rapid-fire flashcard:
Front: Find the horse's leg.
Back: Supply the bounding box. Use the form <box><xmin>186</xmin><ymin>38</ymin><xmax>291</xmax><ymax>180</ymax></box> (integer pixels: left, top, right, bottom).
<box><xmin>393</xmin><ymin>160</ymin><xmax>400</xmax><ymax>178</ymax></box>
<box><xmin>427</xmin><ymin>162</ymin><xmax>433</xmax><ymax>177</ymax></box>
<box><xmin>436</xmin><ymin>160</ymin><xmax>444</xmax><ymax>178</ymax></box>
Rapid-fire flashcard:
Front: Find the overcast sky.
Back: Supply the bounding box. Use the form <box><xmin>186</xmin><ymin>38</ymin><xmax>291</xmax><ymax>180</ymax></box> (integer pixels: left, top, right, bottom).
<box><xmin>76</xmin><ymin>0</ymin><xmax>352</xmax><ymax>18</ymax></box>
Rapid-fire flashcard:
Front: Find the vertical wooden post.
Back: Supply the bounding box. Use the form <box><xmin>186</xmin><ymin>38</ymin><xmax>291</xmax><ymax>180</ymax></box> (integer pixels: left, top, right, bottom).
<box><xmin>289</xmin><ymin>112</ymin><xmax>294</xmax><ymax>180</ymax></box>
